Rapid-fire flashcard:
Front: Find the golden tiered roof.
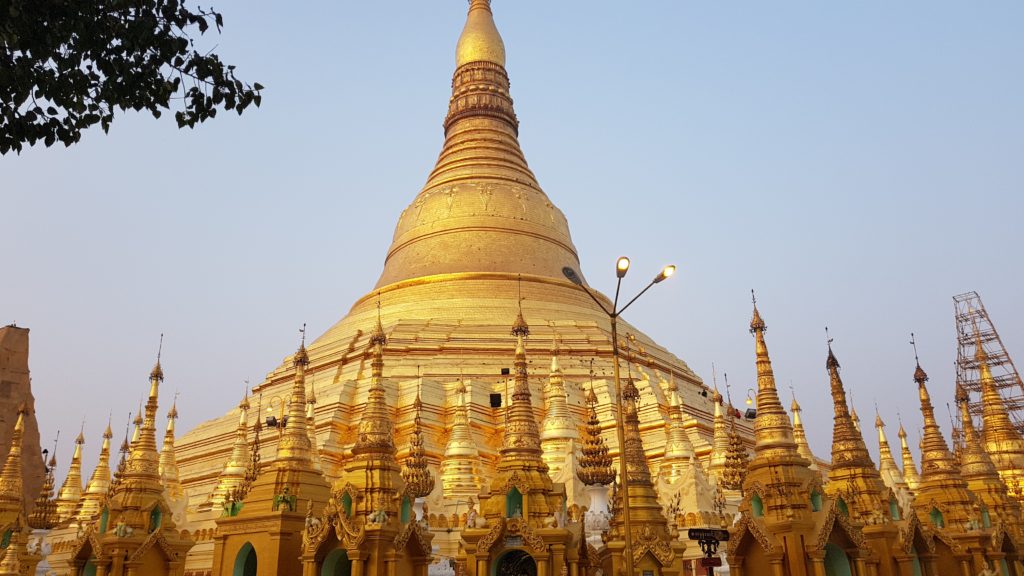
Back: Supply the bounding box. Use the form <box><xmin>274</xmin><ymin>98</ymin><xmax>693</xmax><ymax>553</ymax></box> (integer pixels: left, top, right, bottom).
<box><xmin>401</xmin><ymin>392</ymin><xmax>435</xmax><ymax>499</ymax></box>
<box><xmin>0</xmin><ymin>407</ymin><xmax>26</xmax><ymax>515</ymax></box>
<box><xmin>790</xmin><ymin>393</ymin><xmax>819</xmax><ymax>472</ymax></box>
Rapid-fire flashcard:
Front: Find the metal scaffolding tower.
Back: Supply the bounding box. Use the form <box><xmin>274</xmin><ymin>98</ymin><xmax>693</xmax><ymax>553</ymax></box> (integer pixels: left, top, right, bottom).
<box><xmin>953</xmin><ymin>291</ymin><xmax>1024</xmax><ymax>435</ymax></box>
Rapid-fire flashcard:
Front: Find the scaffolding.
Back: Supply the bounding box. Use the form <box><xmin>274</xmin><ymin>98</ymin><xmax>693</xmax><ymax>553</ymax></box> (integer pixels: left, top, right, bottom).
<box><xmin>953</xmin><ymin>291</ymin><xmax>1024</xmax><ymax>435</ymax></box>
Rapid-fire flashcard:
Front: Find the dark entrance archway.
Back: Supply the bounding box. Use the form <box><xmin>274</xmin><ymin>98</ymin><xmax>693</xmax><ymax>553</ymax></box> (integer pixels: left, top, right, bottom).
<box><xmin>495</xmin><ymin>550</ymin><xmax>537</xmax><ymax>576</ymax></box>
<box><xmin>233</xmin><ymin>542</ymin><xmax>257</xmax><ymax>576</ymax></box>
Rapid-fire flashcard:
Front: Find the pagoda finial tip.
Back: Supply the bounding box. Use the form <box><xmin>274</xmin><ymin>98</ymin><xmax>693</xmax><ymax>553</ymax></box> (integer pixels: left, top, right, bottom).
<box><xmin>456</xmin><ymin>0</ymin><xmax>506</xmax><ymax>68</ymax></box>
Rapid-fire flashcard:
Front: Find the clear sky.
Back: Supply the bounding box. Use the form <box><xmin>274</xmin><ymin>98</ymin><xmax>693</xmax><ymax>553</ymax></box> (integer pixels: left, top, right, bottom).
<box><xmin>3</xmin><ymin>1</ymin><xmax>1022</xmax><ymax>483</ymax></box>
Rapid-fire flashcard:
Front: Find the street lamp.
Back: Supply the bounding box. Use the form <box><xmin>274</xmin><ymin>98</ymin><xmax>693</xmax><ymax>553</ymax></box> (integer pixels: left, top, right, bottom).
<box><xmin>562</xmin><ymin>259</ymin><xmax>676</xmax><ymax>576</ymax></box>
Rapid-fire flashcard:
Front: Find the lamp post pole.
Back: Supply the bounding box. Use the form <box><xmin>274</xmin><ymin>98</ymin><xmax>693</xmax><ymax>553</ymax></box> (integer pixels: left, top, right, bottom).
<box><xmin>563</xmin><ymin>258</ymin><xmax>675</xmax><ymax>576</ymax></box>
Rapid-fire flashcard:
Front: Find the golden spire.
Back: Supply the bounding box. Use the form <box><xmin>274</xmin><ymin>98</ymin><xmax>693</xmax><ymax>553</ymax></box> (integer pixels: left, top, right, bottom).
<box><xmin>708</xmin><ymin>379</ymin><xmax>730</xmax><ymax>481</ymax></box>
<box><xmin>401</xmin><ymin>391</ymin><xmax>435</xmax><ymax>498</ymax></box>
<box><xmin>76</xmin><ymin>422</ymin><xmax>113</xmax><ymax>521</ymax></box>
<box><xmin>851</xmin><ymin>406</ymin><xmax>862</xmax><ymax>434</ymax></box>
<box><xmin>822</xmin><ymin>339</ymin><xmax>890</xmax><ymax>525</ymax></box>
<box><xmin>130</xmin><ymin>402</ymin><xmax>143</xmax><ymax>446</ymax></box>
<box><xmin>455</xmin><ymin>0</ymin><xmax>506</xmax><ymax>68</ymax></box>
<box><xmin>975</xmin><ymin>334</ymin><xmax>1024</xmax><ymax>497</ymax></box>
<box><xmin>274</xmin><ymin>328</ymin><xmax>317</xmax><ymax>467</ymax></box>
<box><xmin>825</xmin><ymin>341</ymin><xmax>876</xmax><ymax>471</ymax></box>
<box><xmin>160</xmin><ymin>398</ymin><xmax>183</xmax><ymax>499</ymax></box>
<box><xmin>540</xmin><ymin>340</ymin><xmax>577</xmax><ymax>477</ymax></box>
<box><xmin>352</xmin><ymin>309</ymin><xmax>395</xmax><ymax>456</ymax></box>
<box><xmin>207</xmin><ymin>392</ymin><xmax>251</xmax><ymax>510</ymax></box>
<box><xmin>109</xmin><ymin>344</ymin><xmax>166</xmax><ymax>508</ymax></box>
<box><xmin>621</xmin><ymin>376</ymin><xmax>652</xmax><ymax>486</ymax></box>
<box><xmin>662</xmin><ymin>385</ymin><xmax>696</xmax><ymax>481</ymax></box>
<box><xmin>897</xmin><ymin>421</ymin><xmax>920</xmax><ymax>491</ymax></box>
<box><xmin>908</xmin><ymin>334</ymin><xmax>977</xmax><ymax>531</ymax></box>
<box><xmin>55</xmin><ymin>426</ymin><xmax>85</xmax><ymax>521</ymax></box>
<box><xmin>28</xmin><ymin>447</ymin><xmax>56</xmax><ymax>529</ymax></box>
<box><xmin>0</xmin><ymin>406</ymin><xmax>27</xmax><ymax>510</ymax></box>
<box><xmin>875</xmin><ymin>411</ymin><xmax>908</xmax><ymax>494</ymax></box>
<box><xmin>502</xmin><ymin>310</ymin><xmax>542</xmax><ymax>457</ymax></box>
<box><xmin>578</xmin><ymin>383</ymin><xmax>615</xmax><ymax>487</ymax></box>
<box><xmin>747</xmin><ymin>294</ymin><xmax>804</xmax><ymax>470</ymax></box>
<box><xmin>956</xmin><ymin>383</ymin><xmax>1022</xmax><ymax>524</ymax></box>
<box><xmin>441</xmin><ymin>380</ymin><xmax>482</xmax><ymax>501</ymax></box>
<box><xmin>306</xmin><ymin>380</ymin><xmax>322</xmax><ymax>472</ymax></box>
<box><xmin>790</xmin><ymin>392</ymin><xmax>818</xmax><ymax>471</ymax></box>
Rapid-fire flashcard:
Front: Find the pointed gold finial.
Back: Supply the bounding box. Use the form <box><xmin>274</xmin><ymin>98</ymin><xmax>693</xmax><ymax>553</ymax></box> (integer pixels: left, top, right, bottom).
<box><xmin>456</xmin><ymin>0</ymin><xmax>506</xmax><ymax>68</ymax></box>
<box><xmin>151</xmin><ymin>333</ymin><xmax>164</xmax><ymax>382</ymax></box>
<box><xmin>401</xmin><ymin>387</ymin><xmax>435</xmax><ymax>498</ymax></box>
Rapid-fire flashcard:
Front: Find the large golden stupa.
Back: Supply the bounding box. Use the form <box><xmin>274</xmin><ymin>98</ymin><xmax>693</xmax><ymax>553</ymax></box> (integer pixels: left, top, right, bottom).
<box><xmin>176</xmin><ymin>0</ymin><xmax>751</xmax><ymax>566</ymax></box>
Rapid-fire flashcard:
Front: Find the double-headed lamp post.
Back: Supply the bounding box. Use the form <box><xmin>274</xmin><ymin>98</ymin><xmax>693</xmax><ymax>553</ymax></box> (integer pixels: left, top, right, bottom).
<box><xmin>563</xmin><ymin>257</ymin><xmax>676</xmax><ymax>576</ymax></box>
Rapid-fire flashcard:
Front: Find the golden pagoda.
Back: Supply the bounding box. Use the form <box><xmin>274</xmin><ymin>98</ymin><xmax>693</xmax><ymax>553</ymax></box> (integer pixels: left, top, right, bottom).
<box><xmin>906</xmin><ymin>348</ymin><xmax>995</xmax><ymax>574</ymax></box>
<box><xmin>730</xmin><ymin>298</ymin><xmax>869</xmax><ymax>576</ymax></box>
<box><xmin>0</xmin><ymin>406</ymin><xmax>42</xmax><ymax>574</ymax></box>
<box><xmin>212</xmin><ymin>337</ymin><xmax>332</xmax><ymax>576</ymax></box>
<box><xmin>174</xmin><ymin>2</ymin><xmax>718</xmax><ymax>570</ymax></box>
<box><xmin>75</xmin><ymin>423</ymin><xmax>113</xmax><ymax>523</ymax></box>
<box><xmin>955</xmin><ymin>384</ymin><xmax>1024</xmax><ymax>537</ymax></box>
<box><xmin>459</xmin><ymin>311</ymin><xmax>583</xmax><ymax>576</ymax></box>
<box><xmin>57</xmin><ymin>357</ymin><xmax>195</xmax><ymax>576</ymax></box>
<box><xmin>53</xmin><ymin>429</ymin><xmax>84</xmax><ymax>523</ymax></box>
<box><xmin>298</xmin><ymin>312</ymin><xmax>434</xmax><ymax>576</ymax></box>
<box><xmin>708</xmin><ymin>386</ymin><xmax>731</xmax><ymax>485</ymax></box>
<box><xmin>577</xmin><ymin>381</ymin><xmax>616</xmax><ymax>549</ymax></box>
<box><xmin>874</xmin><ymin>412</ymin><xmax>912</xmax><ymax>515</ymax></box>
<box><xmin>897</xmin><ymin>422</ymin><xmax>921</xmax><ymax>494</ymax></box>
<box><xmin>27</xmin><ymin>450</ymin><xmax>57</xmax><ymax>531</ymax></box>
<box><xmin>976</xmin><ymin>336</ymin><xmax>1024</xmax><ymax>500</ymax></box>
<box><xmin>790</xmin><ymin>393</ymin><xmax>820</xmax><ymax>473</ymax></box>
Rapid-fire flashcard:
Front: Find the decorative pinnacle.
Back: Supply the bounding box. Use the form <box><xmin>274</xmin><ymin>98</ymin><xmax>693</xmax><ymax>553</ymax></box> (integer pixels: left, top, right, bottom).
<box><xmin>370</xmin><ymin>298</ymin><xmax>387</xmax><ymax>347</ymax></box>
<box><xmin>825</xmin><ymin>327</ymin><xmax>839</xmax><ymax>370</ymax></box>
<box><xmin>910</xmin><ymin>333</ymin><xmax>928</xmax><ymax>384</ymax></box>
<box><xmin>294</xmin><ymin>324</ymin><xmax>310</xmax><ymax>367</ymax></box>
<box><xmin>151</xmin><ymin>333</ymin><xmax>164</xmax><ymax>381</ymax></box>
<box><xmin>750</xmin><ymin>289</ymin><xmax>766</xmax><ymax>333</ymax></box>
<box><xmin>511</xmin><ymin>275</ymin><xmax>529</xmax><ymax>337</ymax></box>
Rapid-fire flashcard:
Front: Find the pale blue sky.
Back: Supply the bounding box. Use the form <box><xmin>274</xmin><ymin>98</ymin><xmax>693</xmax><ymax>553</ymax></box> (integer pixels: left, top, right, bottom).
<box><xmin>3</xmin><ymin>1</ymin><xmax>1022</xmax><ymax>481</ymax></box>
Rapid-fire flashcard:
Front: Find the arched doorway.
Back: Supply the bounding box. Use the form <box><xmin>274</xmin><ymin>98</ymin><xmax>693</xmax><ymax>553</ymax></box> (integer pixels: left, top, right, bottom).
<box><xmin>824</xmin><ymin>543</ymin><xmax>852</xmax><ymax>576</ymax></box>
<box><xmin>494</xmin><ymin>550</ymin><xmax>537</xmax><ymax>576</ymax></box>
<box><xmin>322</xmin><ymin>549</ymin><xmax>352</xmax><ymax>576</ymax></box>
<box><xmin>233</xmin><ymin>542</ymin><xmax>257</xmax><ymax>576</ymax></box>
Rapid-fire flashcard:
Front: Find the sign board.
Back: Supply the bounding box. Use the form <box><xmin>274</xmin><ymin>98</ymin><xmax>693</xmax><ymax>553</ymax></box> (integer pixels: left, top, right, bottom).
<box><xmin>688</xmin><ymin>528</ymin><xmax>730</xmax><ymax>542</ymax></box>
<box><xmin>700</xmin><ymin>557</ymin><xmax>723</xmax><ymax>568</ymax></box>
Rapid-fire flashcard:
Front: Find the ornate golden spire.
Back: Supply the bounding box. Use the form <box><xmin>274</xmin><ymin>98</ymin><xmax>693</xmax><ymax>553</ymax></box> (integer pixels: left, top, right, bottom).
<box><xmin>108</xmin><ymin>347</ymin><xmax>166</xmax><ymax>512</ymax></box>
<box><xmin>875</xmin><ymin>412</ymin><xmax>908</xmax><ymax>494</ymax></box>
<box><xmin>747</xmin><ymin>294</ymin><xmax>804</xmax><ymax>470</ymax></box>
<box><xmin>0</xmin><ymin>406</ymin><xmax>27</xmax><ymax>511</ymax></box>
<box><xmin>908</xmin><ymin>335</ymin><xmax>978</xmax><ymax>531</ymax></box>
<box><xmin>455</xmin><ymin>0</ymin><xmax>506</xmax><ymax>68</ymax></box>
<box><xmin>401</xmin><ymin>392</ymin><xmax>435</xmax><ymax>498</ymax></box>
<box><xmin>822</xmin><ymin>340</ymin><xmax>890</xmax><ymax>525</ymax></box>
<box><xmin>160</xmin><ymin>398</ymin><xmax>183</xmax><ymax>500</ymax></box>
<box><xmin>502</xmin><ymin>311</ymin><xmax>542</xmax><ymax>457</ymax></box>
<box><xmin>897</xmin><ymin>422</ymin><xmax>920</xmax><ymax>491</ymax></box>
<box><xmin>540</xmin><ymin>341</ymin><xmax>577</xmax><ymax>477</ymax></box>
<box><xmin>275</xmin><ymin>328</ymin><xmax>317</xmax><ymax>468</ymax></box>
<box><xmin>975</xmin><ymin>335</ymin><xmax>1024</xmax><ymax>497</ymax></box>
<box><xmin>956</xmin><ymin>383</ymin><xmax>1022</xmax><ymax>524</ymax></box>
<box><xmin>790</xmin><ymin>392</ymin><xmax>818</xmax><ymax>471</ymax></box>
<box><xmin>76</xmin><ymin>422</ymin><xmax>113</xmax><ymax>521</ymax></box>
<box><xmin>28</xmin><ymin>449</ymin><xmax>56</xmax><ymax>529</ymax></box>
<box><xmin>207</xmin><ymin>392</ymin><xmax>251</xmax><ymax>510</ymax></box>
<box><xmin>352</xmin><ymin>310</ymin><xmax>395</xmax><ymax>456</ymax></box>
<box><xmin>578</xmin><ymin>386</ymin><xmax>615</xmax><ymax>487</ymax></box>
<box><xmin>54</xmin><ymin>426</ymin><xmax>84</xmax><ymax>521</ymax></box>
